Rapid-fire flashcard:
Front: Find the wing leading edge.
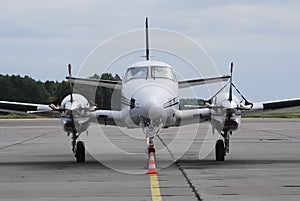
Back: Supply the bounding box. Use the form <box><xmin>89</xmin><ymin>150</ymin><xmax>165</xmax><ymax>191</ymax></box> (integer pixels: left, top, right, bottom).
<box><xmin>0</xmin><ymin>101</ymin><xmax>59</xmax><ymax>117</ymax></box>
<box><xmin>244</xmin><ymin>98</ymin><xmax>300</xmax><ymax>115</ymax></box>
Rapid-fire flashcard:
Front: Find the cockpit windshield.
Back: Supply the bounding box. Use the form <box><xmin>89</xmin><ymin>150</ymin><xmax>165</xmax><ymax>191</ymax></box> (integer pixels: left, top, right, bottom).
<box><xmin>151</xmin><ymin>66</ymin><xmax>175</xmax><ymax>80</ymax></box>
<box><xmin>125</xmin><ymin>66</ymin><xmax>176</xmax><ymax>82</ymax></box>
<box><xmin>126</xmin><ymin>67</ymin><xmax>148</xmax><ymax>81</ymax></box>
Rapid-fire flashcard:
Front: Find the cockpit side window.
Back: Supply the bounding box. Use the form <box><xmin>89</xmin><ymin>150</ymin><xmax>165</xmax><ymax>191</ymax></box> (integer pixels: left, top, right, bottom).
<box><xmin>125</xmin><ymin>67</ymin><xmax>148</xmax><ymax>81</ymax></box>
<box><xmin>151</xmin><ymin>66</ymin><xmax>175</xmax><ymax>80</ymax></box>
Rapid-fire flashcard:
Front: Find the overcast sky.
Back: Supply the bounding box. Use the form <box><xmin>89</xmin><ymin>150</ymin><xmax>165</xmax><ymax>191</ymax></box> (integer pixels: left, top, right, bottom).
<box><xmin>0</xmin><ymin>0</ymin><xmax>299</xmax><ymax>101</ymax></box>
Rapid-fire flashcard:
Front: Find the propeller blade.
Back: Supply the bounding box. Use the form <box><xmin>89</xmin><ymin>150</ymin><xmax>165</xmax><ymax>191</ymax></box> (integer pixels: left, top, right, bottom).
<box><xmin>231</xmin><ymin>83</ymin><xmax>253</xmax><ymax>107</ymax></box>
<box><xmin>205</xmin><ymin>81</ymin><xmax>230</xmax><ymax>106</ymax></box>
<box><xmin>68</xmin><ymin>64</ymin><xmax>72</xmax><ymax>76</ymax></box>
<box><xmin>67</xmin><ymin>64</ymin><xmax>74</xmax><ymax>103</ymax></box>
<box><xmin>69</xmin><ymin>110</ymin><xmax>77</xmax><ymax>134</ymax></box>
<box><xmin>229</xmin><ymin>62</ymin><xmax>233</xmax><ymax>101</ymax></box>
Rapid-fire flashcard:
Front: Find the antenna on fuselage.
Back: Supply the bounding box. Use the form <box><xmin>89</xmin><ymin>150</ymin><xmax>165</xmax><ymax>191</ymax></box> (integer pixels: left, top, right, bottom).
<box><xmin>145</xmin><ymin>17</ymin><xmax>150</xmax><ymax>60</ymax></box>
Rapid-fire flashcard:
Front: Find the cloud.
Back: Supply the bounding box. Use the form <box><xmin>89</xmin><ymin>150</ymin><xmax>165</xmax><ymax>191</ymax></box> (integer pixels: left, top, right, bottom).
<box><xmin>0</xmin><ymin>0</ymin><xmax>299</xmax><ymax>100</ymax></box>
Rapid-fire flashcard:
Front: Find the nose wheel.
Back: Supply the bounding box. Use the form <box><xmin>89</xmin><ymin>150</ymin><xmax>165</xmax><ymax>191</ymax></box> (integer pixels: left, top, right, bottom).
<box><xmin>215</xmin><ymin>139</ymin><xmax>225</xmax><ymax>161</ymax></box>
<box><xmin>75</xmin><ymin>141</ymin><xmax>85</xmax><ymax>163</ymax></box>
<box><xmin>71</xmin><ymin>132</ymin><xmax>85</xmax><ymax>163</ymax></box>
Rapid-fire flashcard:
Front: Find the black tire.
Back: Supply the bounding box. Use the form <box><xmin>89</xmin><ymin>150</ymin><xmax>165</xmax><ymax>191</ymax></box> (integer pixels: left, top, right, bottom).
<box><xmin>75</xmin><ymin>141</ymin><xmax>85</xmax><ymax>163</ymax></box>
<box><xmin>215</xmin><ymin>139</ymin><xmax>225</xmax><ymax>161</ymax></box>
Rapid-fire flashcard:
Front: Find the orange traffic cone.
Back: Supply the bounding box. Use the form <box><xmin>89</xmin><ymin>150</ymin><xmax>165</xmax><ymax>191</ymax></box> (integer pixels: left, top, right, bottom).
<box><xmin>146</xmin><ymin>152</ymin><xmax>158</xmax><ymax>174</ymax></box>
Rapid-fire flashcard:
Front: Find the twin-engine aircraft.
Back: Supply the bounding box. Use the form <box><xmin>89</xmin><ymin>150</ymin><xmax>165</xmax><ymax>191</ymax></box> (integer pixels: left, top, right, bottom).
<box><xmin>0</xmin><ymin>18</ymin><xmax>299</xmax><ymax>163</ymax></box>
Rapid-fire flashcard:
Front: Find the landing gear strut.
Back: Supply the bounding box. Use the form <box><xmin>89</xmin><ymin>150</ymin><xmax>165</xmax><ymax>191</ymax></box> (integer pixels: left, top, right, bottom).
<box><xmin>147</xmin><ymin>137</ymin><xmax>156</xmax><ymax>154</ymax></box>
<box><xmin>141</xmin><ymin>119</ymin><xmax>159</xmax><ymax>155</ymax></box>
<box><xmin>222</xmin><ymin>131</ymin><xmax>230</xmax><ymax>154</ymax></box>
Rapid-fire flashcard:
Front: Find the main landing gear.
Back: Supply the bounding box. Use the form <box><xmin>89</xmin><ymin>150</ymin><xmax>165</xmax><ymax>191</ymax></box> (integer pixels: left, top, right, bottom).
<box><xmin>141</xmin><ymin>119</ymin><xmax>159</xmax><ymax>156</ymax></box>
<box><xmin>75</xmin><ymin>141</ymin><xmax>85</xmax><ymax>163</ymax></box>
<box><xmin>215</xmin><ymin>131</ymin><xmax>231</xmax><ymax>161</ymax></box>
<box><xmin>215</xmin><ymin>139</ymin><xmax>225</xmax><ymax>161</ymax></box>
<box><xmin>70</xmin><ymin>132</ymin><xmax>85</xmax><ymax>163</ymax></box>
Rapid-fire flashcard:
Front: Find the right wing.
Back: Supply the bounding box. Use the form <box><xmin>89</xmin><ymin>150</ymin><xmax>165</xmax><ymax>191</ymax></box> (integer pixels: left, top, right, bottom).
<box><xmin>66</xmin><ymin>76</ymin><xmax>122</xmax><ymax>90</ymax></box>
<box><xmin>243</xmin><ymin>98</ymin><xmax>300</xmax><ymax>115</ymax></box>
<box><xmin>178</xmin><ymin>75</ymin><xmax>230</xmax><ymax>89</ymax></box>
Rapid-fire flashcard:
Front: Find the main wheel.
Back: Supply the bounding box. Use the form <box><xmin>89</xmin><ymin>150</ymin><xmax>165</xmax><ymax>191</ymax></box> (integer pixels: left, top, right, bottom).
<box><xmin>75</xmin><ymin>141</ymin><xmax>85</xmax><ymax>163</ymax></box>
<box><xmin>215</xmin><ymin>139</ymin><xmax>225</xmax><ymax>161</ymax></box>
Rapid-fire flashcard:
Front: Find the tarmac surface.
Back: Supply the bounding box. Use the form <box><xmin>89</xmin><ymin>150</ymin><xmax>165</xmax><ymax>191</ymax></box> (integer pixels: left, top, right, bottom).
<box><xmin>0</xmin><ymin>118</ymin><xmax>299</xmax><ymax>201</ymax></box>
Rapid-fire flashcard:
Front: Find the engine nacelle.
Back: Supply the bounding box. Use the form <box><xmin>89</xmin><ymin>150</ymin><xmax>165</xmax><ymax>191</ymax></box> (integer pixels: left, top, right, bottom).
<box><xmin>61</xmin><ymin>94</ymin><xmax>91</xmax><ymax>110</ymax></box>
<box><xmin>210</xmin><ymin>114</ymin><xmax>241</xmax><ymax>133</ymax></box>
<box><xmin>60</xmin><ymin>94</ymin><xmax>92</xmax><ymax>134</ymax></box>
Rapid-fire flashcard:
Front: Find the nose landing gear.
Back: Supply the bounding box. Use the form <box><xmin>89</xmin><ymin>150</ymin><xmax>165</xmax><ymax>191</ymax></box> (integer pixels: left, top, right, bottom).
<box><xmin>141</xmin><ymin>119</ymin><xmax>162</xmax><ymax>155</ymax></box>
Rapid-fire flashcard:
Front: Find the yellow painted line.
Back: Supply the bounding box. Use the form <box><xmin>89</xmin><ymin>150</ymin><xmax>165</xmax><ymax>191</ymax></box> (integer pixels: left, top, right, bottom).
<box><xmin>150</xmin><ymin>174</ymin><xmax>163</xmax><ymax>201</ymax></box>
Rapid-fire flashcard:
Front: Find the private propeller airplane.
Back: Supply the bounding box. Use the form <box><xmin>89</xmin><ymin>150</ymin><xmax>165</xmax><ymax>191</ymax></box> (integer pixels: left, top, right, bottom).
<box><xmin>0</xmin><ymin>18</ymin><xmax>300</xmax><ymax>164</ymax></box>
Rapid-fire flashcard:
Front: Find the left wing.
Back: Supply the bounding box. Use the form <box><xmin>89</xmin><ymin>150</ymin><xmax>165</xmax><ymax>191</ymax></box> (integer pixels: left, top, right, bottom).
<box><xmin>0</xmin><ymin>101</ymin><xmax>60</xmax><ymax>117</ymax></box>
<box><xmin>178</xmin><ymin>75</ymin><xmax>230</xmax><ymax>89</ymax></box>
<box><xmin>173</xmin><ymin>98</ymin><xmax>300</xmax><ymax>126</ymax></box>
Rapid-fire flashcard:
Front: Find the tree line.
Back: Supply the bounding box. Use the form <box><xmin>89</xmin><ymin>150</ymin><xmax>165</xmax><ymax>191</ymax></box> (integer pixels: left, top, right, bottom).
<box><xmin>0</xmin><ymin>73</ymin><xmax>121</xmax><ymax>110</ymax></box>
<box><xmin>0</xmin><ymin>73</ymin><xmax>204</xmax><ymax>111</ymax></box>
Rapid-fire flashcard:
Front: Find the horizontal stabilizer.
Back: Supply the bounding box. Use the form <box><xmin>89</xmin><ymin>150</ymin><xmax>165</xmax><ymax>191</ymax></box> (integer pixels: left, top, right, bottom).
<box><xmin>178</xmin><ymin>75</ymin><xmax>230</xmax><ymax>89</ymax></box>
<box><xmin>66</xmin><ymin>77</ymin><xmax>122</xmax><ymax>90</ymax></box>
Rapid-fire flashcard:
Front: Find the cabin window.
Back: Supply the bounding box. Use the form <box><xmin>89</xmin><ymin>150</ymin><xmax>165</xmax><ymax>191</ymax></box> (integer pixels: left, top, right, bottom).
<box><xmin>151</xmin><ymin>66</ymin><xmax>175</xmax><ymax>80</ymax></box>
<box><xmin>125</xmin><ymin>67</ymin><xmax>148</xmax><ymax>81</ymax></box>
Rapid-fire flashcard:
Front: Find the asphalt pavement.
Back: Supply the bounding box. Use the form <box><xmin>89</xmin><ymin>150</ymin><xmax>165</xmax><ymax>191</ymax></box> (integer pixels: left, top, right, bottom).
<box><xmin>0</xmin><ymin>118</ymin><xmax>299</xmax><ymax>201</ymax></box>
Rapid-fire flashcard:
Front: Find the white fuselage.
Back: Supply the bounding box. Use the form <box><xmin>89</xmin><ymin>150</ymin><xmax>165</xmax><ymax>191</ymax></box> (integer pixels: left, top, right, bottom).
<box><xmin>121</xmin><ymin>61</ymin><xmax>179</xmax><ymax>128</ymax></box>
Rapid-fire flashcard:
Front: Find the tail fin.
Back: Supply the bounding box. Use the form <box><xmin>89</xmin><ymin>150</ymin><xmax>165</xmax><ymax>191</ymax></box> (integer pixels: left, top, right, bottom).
<box><xmin>145</xmin><ymin>17</ymin><xmax>150</xmax><ymax>60</ymax></box>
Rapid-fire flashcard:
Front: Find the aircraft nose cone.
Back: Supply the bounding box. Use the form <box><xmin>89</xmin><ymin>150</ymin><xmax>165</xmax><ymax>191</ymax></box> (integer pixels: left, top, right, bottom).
<box><xmin>130</xmin><ymin>85</ymin><xmax>175</xmax><ymax>122</ymax></box>
<box><xmin>141</xmin><ymin>102</ymin><xmax>166</xmax><ymax>120</ymax></box>
<box><xmin>148</xmin><ymin>105</ymin><xmax>165</xmax><ymax>120</ymax></box>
